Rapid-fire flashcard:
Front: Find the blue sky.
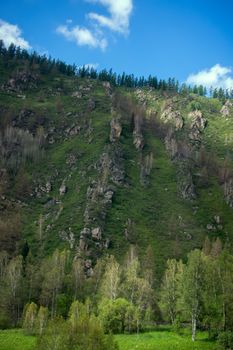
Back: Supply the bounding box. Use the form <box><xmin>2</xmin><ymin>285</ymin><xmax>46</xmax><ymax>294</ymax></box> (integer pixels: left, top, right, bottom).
<box><xmin>1</xmin><ymin>0</ymin><xmax>233</xmax><ymax>88</ymax></box>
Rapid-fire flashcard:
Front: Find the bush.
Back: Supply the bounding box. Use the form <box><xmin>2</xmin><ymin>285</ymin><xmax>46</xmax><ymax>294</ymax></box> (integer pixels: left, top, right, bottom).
<box><xmin>189</xmin><ymin>101</ymin><xmax>201</xmax><ymax>111</ymax></box>
<box><xmin>171</xmin><ymin>316</ymin><xmax>182</xmax><ymax>334</ymax></box>
<box><xmin>36</xmin><ymin>313</ymin><xmax>119</xmax><ymax>350</ymax></box>
<box><xmin>99</xmin><ymin>298</ymin><xmax>140</xmax><ymax>334</ymax></box>
<box><xmin>0</xmin><ymin>310</ymin><xmax>10</xmax><ymax>329</ymax></box>
<box><xmin>218</xmin><ymin>331</ymin><xmax>233</xmax><ymax>349</ymax></box>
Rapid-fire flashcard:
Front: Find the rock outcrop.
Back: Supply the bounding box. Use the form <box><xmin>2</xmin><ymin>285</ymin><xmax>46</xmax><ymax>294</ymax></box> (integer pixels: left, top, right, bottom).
<box><xmin>224</xmin><ymin>178</ymin><xmax>233</xmax><ymax>207</ymax></box>
<box><xmin>161</xmin><ymin>106</ymin><xmax>184</xmax><ymax>130</ymax></box>
<box><xmin>2</xmin><ymin>71</ymin><xmax>38</xmax><ymax>92</ymax></box>
<box><xmin>140</xmin><ymin>152</ymin><xmax>154</xmax><ymax>186</ymax></box>
<box><xmin>189</xmin><ymin>110</ymin><xmax>206</xmax><ymax>130</ymax></box>
<box><xmin>103</xmin><ymin>81</ymin><xmax>112</xmax><ymax>96</ymax></box>
<box><xmin>188</xmin><ymin>110</ymin><xmax>206</xmax><ymax>142</ymax></box>
<box><xmin>220</xmin><ymin>100</ymin><xmax>233</xmax><ymax>117</ymax></box>
<box><xmin>109</xmin><ymin>117</ymin><xmax>122</xmax><ymax>142</ymax></box>
<box><xmin>78</xmin><ymin>142</ymin><xmax>125</xmax><ymax>258</ymax></box>
<box><xmin>165</xmin><ymin>132</ymin><xmax>178</xmax><ymax>159</ymax></box>
<box><xmin>177</xmin><ymin>160</ymin><xmax>196</xmax><ymax>200</ymax></box>
<box><xmin>59</xmin><ymin>183</ymin><xmax>67</xmax><ymax>196</ymax></box>
<box><xmin>132</xmin><ymin>113</ymin><xmax>144</xmax><ymax>150</ymax></box>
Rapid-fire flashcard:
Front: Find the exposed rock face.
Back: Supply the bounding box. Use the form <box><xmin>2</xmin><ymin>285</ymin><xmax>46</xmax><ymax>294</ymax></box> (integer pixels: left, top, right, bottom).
<box><xmin>60</xmin><ymin>228</ymin><xmax>75</xmax><ymax>249</ymax></box>
<box><xmin>79</xmin><ymin>228</ymin><xmax>90</xmax><ymax>251</ymax></box>
<box><xmin>66</xmin><ymin>153</ymin><xmax>77</xmax><ymax>168</ymax></box>
<box><xmin>134</xmin><ymin>88</ymin><xmax>157</xmax><ymax>105</ymax></box>
<box><xmin>91</xmin><ymin>227</ymin><xmax>102</xmax><ymax>240</ymax></box>
<box><xmin>109</xmin><ymin>147</ymin><xmax>125</xmax><ymax>185</ymax></box>
<box><xmin>72</xmin><ymin>91</ymin><xmax>82</xmax><ymax>99</ymax></box>
<box><xmin>46</xmin><ymin>181</ymin><xmax>52</xmax><ymax>193</ymax></box>
<box><xmin>140</xmin><ymin>152</ymin><xmax>154</xmax><ymax>186</ymax></box>
<box><xmin>65</xmin><ymin>124</ymin><xmax>80</xmax><ymax>137</ymax></box>
<box><xmin>84</xmin><ymin>259</ymin><xmax>93</xmax><ymax>277</ymax></box>
<box><xmin>87</xmin><ymin>99</ymin><xmax>96</xmax><ymax>111</ymax></box>
<box><xmin>133</xmin><ymin>132</ymin><xmax>144</xmax><ymax>150</ymax></box>
<box><xmin>214</xmin><ymin>215</ymin><xmax>221</xmax><ymax>224</ymax></box>
<box><xmin>104</xmin><ymin>190</ymin><xmax>114</xmax><ymax>203</ymax></box>
<box><xmin>2</xmin><ymin>71</ymin><xmax>38</xmax><ymax>92</ymax></box>
<box><xmin>220</xmin><ymin>100</ymin><xmax>233</xmax><ymax>117</ymax></box>
<box><xmin>59</xmin><ymin>183</ymin><xmax>67</xmax><ymax>196</ymax></box>
<box><xmin>189</xmin><ymin>110</ymin><xmax>206</xmax><ymax>130</ymax></box>
<box><xmin>96</xmin><ymin>147</ymin><xmax>125</xmax><ymax>186</ymax></box>
<box><xmin>161</xmin><ymin>106</ymin><xmax>184</xmax><ymax>130</ymax></box>
<box><xmin>12</xmin><ymin>109</ymin><xmax>35</xmax><ymax>130</ymax></box>
<box><xmin>188</xmin><ymin>110</ymin><xmax>206</xmax><ymax>142</ymax></box>
<box><xmin>133</xmin><ymin>113</ymin><xmax>144</xmax><ymax>150</ymax></box>
<box><xmin>109</xmin><ymin>117</ymin><xmax>122</xmax><ymax>142</ymax></box>
<box><xmin>224</xmin><ymin>178</ymin><xmax>233</xmax><ymax>207</ymax></box>
<box><xmin>165</xmin><ymin>133</ymin><xmax>178</xmax><ymax>159</ymax></box>
<box><xmin>103</xmin><ymin>81</ymin><xmax>112</xmax><ymax>96</ymax></box>
<box><xmin>177</xmin><ymin>160</ymin><xmax>196</xmax><ymax>200</ymax></box>
<box><xmin>78</xmin><ymin>143</ymin><xmax>125</xmax><ymax>257</ymax></box>
<box><xmin>35</xmin><ymin>180</ymin><xmax>52</xmax><ymax>197</ymax></box>
<box><xmin>206</xmin><ymin>216</ymin><xmax>223</xmax><ymax>231</ymax></box>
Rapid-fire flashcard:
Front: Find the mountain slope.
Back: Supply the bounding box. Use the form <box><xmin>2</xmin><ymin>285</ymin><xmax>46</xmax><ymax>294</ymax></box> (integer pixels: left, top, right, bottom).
<box><xmin>1</xmin><ymin>55</ymin><xmax>233</xmax><ymax>278</ymax></box>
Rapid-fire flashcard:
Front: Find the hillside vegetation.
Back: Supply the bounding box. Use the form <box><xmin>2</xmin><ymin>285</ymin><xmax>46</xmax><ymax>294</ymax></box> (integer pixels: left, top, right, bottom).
<box><xmin>1</xmin><ymin>44</ymin><xmax>233</xmax><ymax>349</ymax></box>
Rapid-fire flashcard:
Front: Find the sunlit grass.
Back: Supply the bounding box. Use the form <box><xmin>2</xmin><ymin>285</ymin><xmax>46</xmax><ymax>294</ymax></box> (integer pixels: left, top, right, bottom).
<box><xmin>0</xmin><ymin>328</ymin><xmax>216</xmax><ymax>350</ymax></box>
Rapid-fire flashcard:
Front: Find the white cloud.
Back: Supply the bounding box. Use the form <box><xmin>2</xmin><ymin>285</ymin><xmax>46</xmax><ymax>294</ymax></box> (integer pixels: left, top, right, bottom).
<box><xmin>57</xmin><ymin>0</ymin><xmax>133</xmax><ymax>50</ymax></box>
<box><xmin>87</xmin><ymin>0</ymin><xmax>133</xmax><ymax>34</ymax></box>
<box><xmin>0</xmin><ymin>19</ymin><xmax>31</xmax><ymax>49</ymax></box>
<box><xmin>186</xmin><ymin>64</ymin><xmax>233</xmax><ymax>90</ymax></box>
<box><xmin>83</xmin><ymin>63</ymin><xmax>99</xmax><ymax>69</ymax></box>
<box><xmin>56</xmin><ymin>24</ymin><xmax>107</xmax><ymax>50</ymax></box>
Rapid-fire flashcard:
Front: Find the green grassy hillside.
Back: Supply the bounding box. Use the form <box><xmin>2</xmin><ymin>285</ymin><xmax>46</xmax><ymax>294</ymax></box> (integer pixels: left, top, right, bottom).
<box><xmin>1</xmin><ymin>54</ymin><xmax>233</xmax><ymax>280</ymax></box>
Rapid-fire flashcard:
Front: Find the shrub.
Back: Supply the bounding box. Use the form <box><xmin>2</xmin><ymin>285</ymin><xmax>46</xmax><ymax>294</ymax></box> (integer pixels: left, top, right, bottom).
<box><xmin>218</xmin><ymin>331</ymin><xmax>233</xmax><ymax>349</ymax></box>
<box><xmin>99</xmin><ymin>298</ymin><xmax>140</xmax><ymax>334</ymax></box>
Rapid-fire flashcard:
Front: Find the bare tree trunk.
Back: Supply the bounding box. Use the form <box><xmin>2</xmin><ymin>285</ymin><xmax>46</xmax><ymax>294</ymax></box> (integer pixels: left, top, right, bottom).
<box><xmin>192</xmin><ymin>314</ymin><xmax>196</xmax><ymax>342</ymax></box>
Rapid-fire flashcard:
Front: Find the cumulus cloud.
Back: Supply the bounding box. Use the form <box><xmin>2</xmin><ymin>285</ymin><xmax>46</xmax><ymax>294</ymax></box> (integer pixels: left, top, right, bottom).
<box><xmin>87</xmin><ymin>0</ymin><xmax>133</xmax><ymax>34</ymax></box>
<box><xmin>0</xmin><ymin>19</ymin><xmax>31</xmax><ymax>49</ymax></box>
<box><xmin>186</xmin><ymin>64</ymin><xmax>233</xmax><ymax>90</ymax></box>
<box><xmin>83</xmin><ymin>63</ymin><xmax>99</xmax><ymax>69</ymax></box>
<box><xmin>56</xmin><ymin>0</ymin><xmax>133</xmax><ymax>50</ymax></box>
<box><xmin>56</xmin><ymin>24</ymin><xmax>107</xmax><ymax>50</ymax></box>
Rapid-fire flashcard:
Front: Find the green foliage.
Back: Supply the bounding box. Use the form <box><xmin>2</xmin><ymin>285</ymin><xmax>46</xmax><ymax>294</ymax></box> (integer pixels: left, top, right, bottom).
<box><xmin>36</xmin><ymin>301</ymin><xmax>119</xmax><ymax>350</ymax></box>
<box><xmin>189</xmin><ymin>101</ymin><xmax>202</xmax><ymax>111</ymax></box>
<box><xmin>36</xmin><ymin>306</ymin><xmax>48</xmax><ymax>336</ymax></box>
<box><xmin>1</xmin><ymin>41</ymin><xmax>233</xmax><ymax>347</ymax></box>
<box><xmin>99</xmin><ymin>298</ymin><xmax>137</xmax><ymax>334</ymax></box>
<box><xmin>22</xmin><ymin>302</ymin><xmax>38</xmax><ymax>335</ymax></box>
<box><xmin>217</xmin><ymin>331</ymin><xmax>233</xmax><ymax>350</ymax></box>
<box><xmin>36</xmin><ymin>317</ymin><xmax>69</xmax><ymax>350</ymax></box>
<box><xmin>159</xmin><ymin>259</ymin><xmax>184</xmax><ymax>324</ymax></box>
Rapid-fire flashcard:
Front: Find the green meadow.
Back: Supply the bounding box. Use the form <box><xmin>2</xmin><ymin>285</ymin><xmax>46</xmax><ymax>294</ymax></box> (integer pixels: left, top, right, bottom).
<box><xmin>0</xmin><ymin>329</ymin><xmax>215</xmax><ymax>350</ymax></box>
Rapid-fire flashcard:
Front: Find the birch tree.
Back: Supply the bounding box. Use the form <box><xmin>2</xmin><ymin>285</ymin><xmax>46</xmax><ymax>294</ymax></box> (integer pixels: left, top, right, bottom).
<box><xmin>100</xmin><ymin>255</ymin><xmax>120</xmax><ymax>301</ymax></box>
<box><xmin>23</xmin><ymin>302</ymin><xmax>38</xmax><ymax>334</ymax></box>
<box><xmin>5</xmin><ymin>255</ymin><xmax>23</xmax><ymax>325</ymax></box>
<box><xmin>160</xmin><ymin>259</ymin><xmax>184</xmax><ymax>324</ymax></box>
<box><xmin>183</xmin><ymin>250</ymin><xmax>205</xmax><ymax>341</ymax></box>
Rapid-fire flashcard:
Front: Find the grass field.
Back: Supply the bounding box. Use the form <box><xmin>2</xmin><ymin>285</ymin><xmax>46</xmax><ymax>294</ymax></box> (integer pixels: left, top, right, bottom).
<box><xmin>0</xmin><ymin>330</ymin><xmax>36</xmax><ymax>350</ymax></box>
<box><xmin>0</xmin><ymin>329</ymin><xmax>216</xmax><ymax>350</ymax></box>
<box><xmin>116</xmin><ymin>329</ymin><xmax>216</xmax><ymax>350</ymax></box>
